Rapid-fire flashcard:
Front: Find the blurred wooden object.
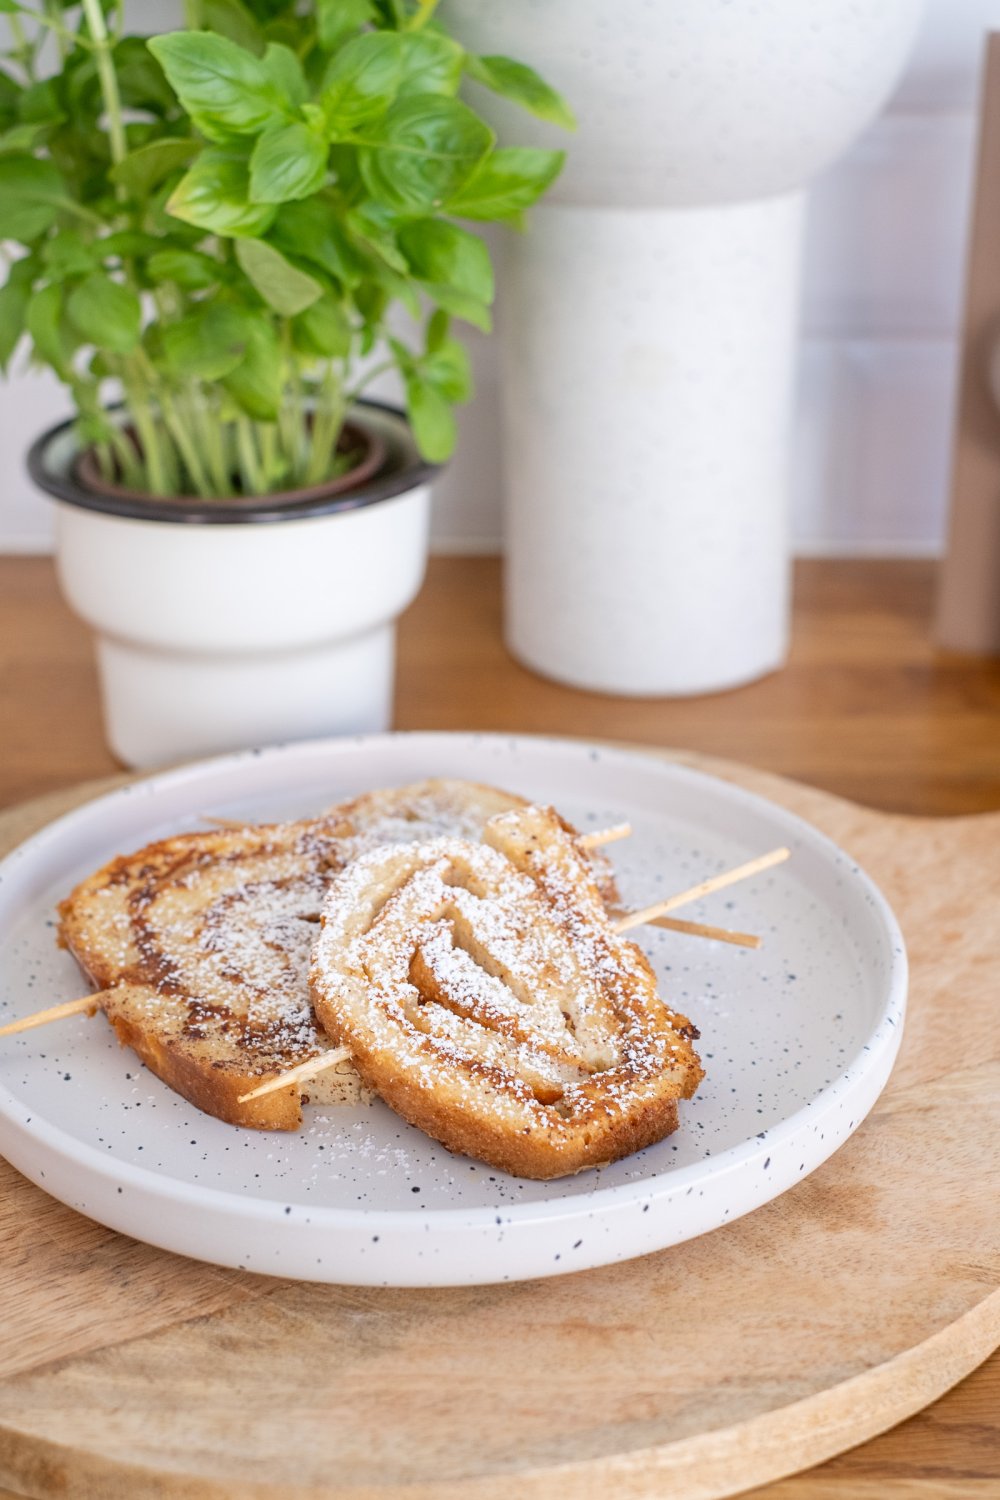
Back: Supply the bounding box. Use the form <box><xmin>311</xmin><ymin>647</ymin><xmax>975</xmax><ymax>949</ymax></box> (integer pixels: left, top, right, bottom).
<box><xmin>937</xmin><ymin>31</ymin><xmax>1000</xmax><ymax>652</ymax></box>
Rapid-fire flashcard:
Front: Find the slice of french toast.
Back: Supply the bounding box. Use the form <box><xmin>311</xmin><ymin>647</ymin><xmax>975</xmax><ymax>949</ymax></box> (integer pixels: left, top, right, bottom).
<box><xmin>58</xmin><ymin>779</ymin><xmax>616</xmax><ymax>1131</ymax></box>
<box><xmin>309</xmin><ymin>805</ymin><xmax>703</xmax><ymax>1179</ymax></box>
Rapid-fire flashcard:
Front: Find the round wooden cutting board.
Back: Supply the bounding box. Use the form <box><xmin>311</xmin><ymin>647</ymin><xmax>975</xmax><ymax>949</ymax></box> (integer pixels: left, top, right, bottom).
<box><xmin>0</xmin><ymin>750</ymin><xmax>998</xmax><ymax>1500</ymax></box>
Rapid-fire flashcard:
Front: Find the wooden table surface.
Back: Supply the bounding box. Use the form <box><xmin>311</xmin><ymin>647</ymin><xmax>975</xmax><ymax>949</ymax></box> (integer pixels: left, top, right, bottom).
<box><xmin>1</xmin><ymin>553</ymin><xmax>999</xmax><ymax>1499</ymax></box>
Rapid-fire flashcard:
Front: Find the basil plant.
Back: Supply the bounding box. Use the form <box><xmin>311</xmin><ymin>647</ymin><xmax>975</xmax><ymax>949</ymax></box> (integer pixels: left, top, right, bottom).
<box><xmin>0</xmin><ymin>0</ymin><xmax>572</xmax><ymax>498</ymax></box>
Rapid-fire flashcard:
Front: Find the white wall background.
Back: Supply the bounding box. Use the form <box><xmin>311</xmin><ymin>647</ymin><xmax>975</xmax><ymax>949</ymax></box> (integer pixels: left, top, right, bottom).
<box><xmin>0</xmin><ymin>0</ymin><xmax>996</xmax><ymax>555</ymax></box>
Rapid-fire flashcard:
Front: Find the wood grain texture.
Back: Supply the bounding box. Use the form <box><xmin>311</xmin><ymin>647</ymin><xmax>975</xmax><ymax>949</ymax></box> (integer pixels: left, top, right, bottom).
<box><xmin>3</xmin><ymin>558</ymin><xmax>1000</xmax><ymax>817</ymax></box>
<box><xmin>0</xmin><ymin>755</ymin><xmax>997</xmax><ymax>1500</ymax></box>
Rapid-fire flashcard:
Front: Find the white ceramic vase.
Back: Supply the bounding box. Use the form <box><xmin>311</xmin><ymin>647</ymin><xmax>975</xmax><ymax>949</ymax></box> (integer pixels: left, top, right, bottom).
<box><xmin>30</xmin><ymin>403</ymin><xmax>433</xmax><ymax>768</ymax></box>
<box><xmin>443</xmin><ymin>0</ymin><xmax>925</xmax><ymax>694</ymax></box>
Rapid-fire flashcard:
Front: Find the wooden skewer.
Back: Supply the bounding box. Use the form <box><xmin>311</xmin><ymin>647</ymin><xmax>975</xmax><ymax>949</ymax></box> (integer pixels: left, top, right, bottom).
<box><xmin>237</xmin><ymin>1047</ymin><xmax>352</xmax><ymax>1104</ymax></box>
<box><xmin>0</xmin><ymin>993</ymin><xmax>104</xmax><ymax>1037</ymax></box>
<box><xmin>612</xmin><ymin>847</ymin><xmax>791</xmax><ymax>934</ymax></box>
<box><xmin>638</xmin><ymin>914</ymin><xmax>761</xmax><ymax>949</ymax></box>
<box><xmin>577</xmin><ymin>822</ymin><xmax>632</xmax><ymax>850</ymax></box>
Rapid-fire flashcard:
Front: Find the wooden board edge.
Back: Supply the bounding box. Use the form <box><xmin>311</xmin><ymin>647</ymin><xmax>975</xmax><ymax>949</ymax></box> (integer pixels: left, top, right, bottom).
<box><xmin>505</xmin><ymin>1288</ymin><xmax>1000</xmax><ymax>1500</ymax></box>
<box><xmin>0</xmin><ymin>1290</ymin><xmax>998</xmax><ymax>1500</ymax></box>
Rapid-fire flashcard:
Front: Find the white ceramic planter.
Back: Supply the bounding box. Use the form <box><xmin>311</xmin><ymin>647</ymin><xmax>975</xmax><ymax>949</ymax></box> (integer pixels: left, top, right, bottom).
<box><xmin>30</xmin><ymin>403</ymin><xmax>434</xmax><ymax>768</ymax></box>
<box><xmin>443</xmin><ymin>0</ymin><xmax>925</xmax><ymax>694</ymax></box>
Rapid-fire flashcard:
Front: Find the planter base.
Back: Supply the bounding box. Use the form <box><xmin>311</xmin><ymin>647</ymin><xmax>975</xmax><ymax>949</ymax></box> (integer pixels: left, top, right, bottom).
<box><xmin>97</xmin><ymin>627</ymin><xmax>395</xmax><ymax>769</ymax></box>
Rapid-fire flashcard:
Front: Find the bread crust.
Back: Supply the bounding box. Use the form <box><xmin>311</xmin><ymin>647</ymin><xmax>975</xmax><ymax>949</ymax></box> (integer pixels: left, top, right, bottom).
<box><xmin>310</xmin><ymin>805</ymin><xmax>703</xmax><ymax>1178</ymax></box>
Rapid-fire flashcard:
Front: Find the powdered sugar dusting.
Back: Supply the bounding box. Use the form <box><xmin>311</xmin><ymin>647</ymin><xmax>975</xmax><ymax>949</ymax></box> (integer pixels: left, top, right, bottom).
<box><xmin>311</xmin><ymin>806</ymin><xmax>703</xmax><ymax>1174</ymax></box>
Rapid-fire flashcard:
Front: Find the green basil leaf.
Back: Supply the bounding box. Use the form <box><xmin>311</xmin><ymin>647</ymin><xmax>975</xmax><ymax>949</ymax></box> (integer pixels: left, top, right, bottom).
<box><xmin>326</xmin><ymin>140</ymin><xmax>365</xmax><ymax>196</ymax></box>
<box><xmin>421</xmin><ymin>282</ymin><xmax>490</xmax><ymax>332</ymax></box>
<box><xmin>162</xmin><ymin>302</ymin><xmax>252</xmax><ymax>379</ymax></box>
<box><xmin>261</xmin><ymin>42</ymin><xmax>308</xmax><ymax>107</ymax></box>
<box><xmin>147</xmin><ymin>175</ymin><xmax>208</xmax><ymax>242</ymax></box>
<box><xmin>235</xmin><ymin>237</ymin><xmax>323</xmax><ymax>315</ymax></box>
<box><xmin>222</xmin><ymin>319</ymin><xmax>282</xmax><ymax>419</ymax></box>
<box><xmin>147</xmin><ymin>33</ymin><xmax>286</xmax><ymax>142</ymax></box>
<box><xmin>420</xmin><ymin>336</ymin><xmax>471</xmax><ymax>403</ymax></box>
<box><xmin>388</xmin><ymin>334</ymin><xmax>414</xmax><ymax>373</ymax></box>
<box><xmin>198</xmin><ymin>0</ymin><xmax>266</xmax><ymax>57</ymax></box>
<box><xmin>371</xmin><ymin>0</ymin><xmax>406</xmax><ymax>25</ymax></box>
<box><xmin>317</xmin><ymin>0</ymin><xmax>373</xmax><ymax>51</ymax></box>
<box><xmin>124</xmin><ymin>121</ymin><xmax>163</xmax><ymax>150</ymax></box>
<box><xmin>245</xmin><ymin>0</ymin><xmax>296</xmax><ymax>22</ymax></box>
<box><xmin>403</xmin><ymin>370</ymin><xmax>455</xmax><ymax>462</ymax></box>
<box><xmin>258</xmin><ymin>17</ymin><xmax>300</xmax><ymax>51</ymax></box>
<box><xmin>18</xmin><ymin>79</ymin><xmax>64</xmax><ymax>128</ymax></box>
<box><xmin>249</xmin><ymin>120</ymin><xmax>327</xmax><ymax>203</ymax></box>
<box><xmin>355</xmin><ymin>280</ymin><xmax>388</xmax><ymax>354</ymax></box>
<box><xmin>292</xmin><ymin>294</ymin><xmax>351</xmax><ymax>357</ymax></box>
<box><xmin>425</xmin><ymin>306</ymin><xmax>449</xmax><ymax>353</ymax></box>
<box><xmin>167</xmin><ymin>147</ymin><xmax>278</xmax><ymax>237</ymax></box>
<box><xmin>113</xmin><ymin>37</ymin><xmax>180</xmax><ymax>116</ymax></box>
<box><xmin>41</xmin><ymin>231</ymin><xmax>99</xmax><ymax>280</ymax></box>
<box><xmin>147</xmin><ymin>247</ymin><xmax>222</xmax><ymax>290</ymax></box>
<box><xmin>5</xmin><ymin>254</ymin><xmax>38</xmax><ymax>290</ymax></box>
<box><xmin>358</xmin><ymin>95</ymin><xmax>492</xmax><ymax>213</ymax></box>
<box><xmin>445</xmin><ymin>145</ymin><xmax>564</xmax><ymax>220</ymax></box>
<box><xmin>110</xmin><ymin>137</ymin><xmax>200</xmax><ymax>197</ymax></box>
<box><xmin>269</xmin><ymin>195</ymin><xmax>364</xmax><ymax>285</ymax></box>
<box><xmin>397</xmin><ymin>217</ymin><xmax>492</xmax><ymax>303</ymax></box>
<box><xmin>0</xmin><ymin>67</ymin><xmax>21</xmax><ymax>131</ymax></box>
<box><xmin>0</xmin><ymin>122</ymin><xmax>46</xmax><ymax>156</ymax></box>
<box><xmin>376</xmin><ymin>267</ymin><xmax>421</xmax><ymax>319</ymax></box>
<box><xmin>464</xmin><ymin>54</ymin><xmax>576</xmax><ymax>130</ymax></box>
<box><xmin>347</xmin><ymin>206</ymin><xmax>407</xmax><ymax>273</ymax></box>
<box><xmin>316</xmin><ymin>0</ymin><xmax>371</xmax><ymax>51</ymax></box>
<box><xmin>0</xmin><ymin>273</ymin><xmax>29</xmax><ymax>371</ymax></box>
<box><xmin>397</xmin><ymin>33</ymin><xmax>463</xmax><ymax>98</ymax></box>
<box><xmin>322</xmin><ymin>32</ymin><xmax>403</xmax><ymax>133</ymax></box>
<box><xmin>100</xmin><ymin>231</ymin><xmax>166</xmax><ymax>259</ymax></box>
<box><xmin>66</xmin><ymin>274</ymin><xmax>142</xmax><ymax>353</ymax></box>
<box><xmin>62</xmin><ymin>51</ymin><xmax>101</xmax><ymax>123</ymax></box>
<box><xmin>26</xmin><ymin>282</ymin><xmax>73</xmax><ymax>372</ymax></box>
<box><xmin>0</xmin><ymin>155</ymin><xmax>67</xmax><ymax>242</ymax></box>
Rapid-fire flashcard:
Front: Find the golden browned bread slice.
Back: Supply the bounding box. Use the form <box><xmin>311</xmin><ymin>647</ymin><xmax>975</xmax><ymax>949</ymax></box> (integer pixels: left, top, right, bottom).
<box><xmin>59</xmin><ymin>819</ymin><xmax>360</xmax><ymax>1130</ymax></box>
<box><xmin>57</xmin><ymin>779</ymin><xmax>615</xmax><ymax>1131</ymax></box>
<box><xmin>309</xmin><ymin>804</ymin><xmax>703</xmax><ymax>1178</ymax></box>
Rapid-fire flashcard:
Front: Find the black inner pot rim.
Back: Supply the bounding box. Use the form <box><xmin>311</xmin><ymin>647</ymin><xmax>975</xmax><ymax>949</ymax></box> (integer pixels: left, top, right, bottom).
<box><xmin>27</xmin><ymin>398</ymin><xmax>440</xmax><ymax>527</ymax></box>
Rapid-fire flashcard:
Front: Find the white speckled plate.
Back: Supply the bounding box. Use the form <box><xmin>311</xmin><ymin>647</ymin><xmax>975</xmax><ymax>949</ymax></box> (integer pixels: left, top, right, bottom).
<box><xmin>0</xmin><ymin>734</ymin><xmax>906</xmax><ymax>1286</ymax></box>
